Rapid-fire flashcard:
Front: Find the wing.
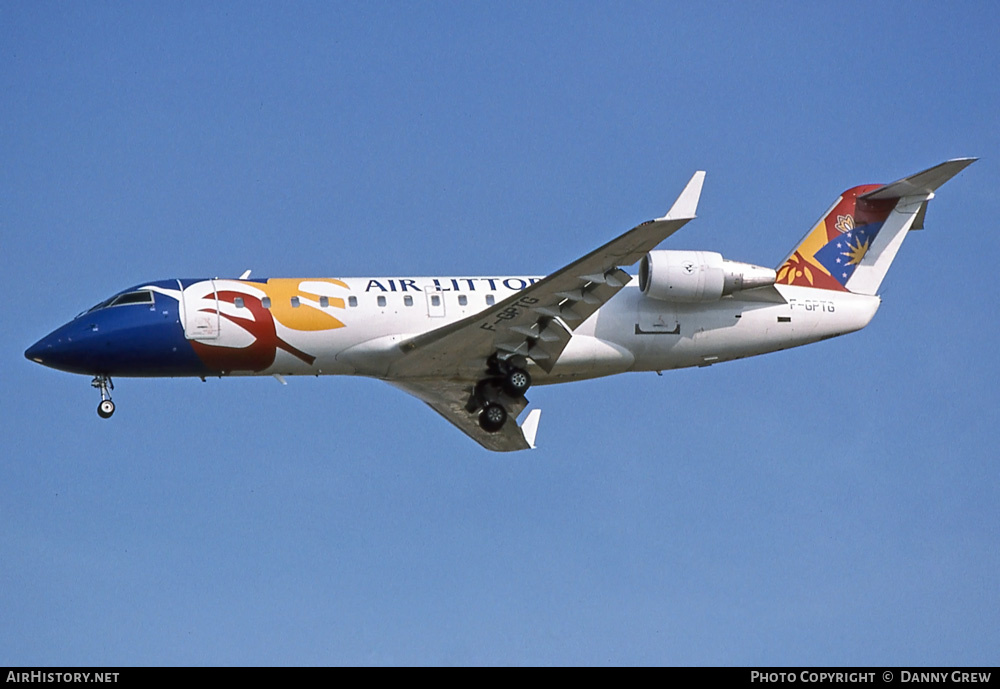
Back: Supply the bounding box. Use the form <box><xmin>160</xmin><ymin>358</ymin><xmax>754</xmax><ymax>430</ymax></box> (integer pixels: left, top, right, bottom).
<box><xmin>390</xmin><ymin>380</ymin><xmax>542</xmax><ymax>452</ymax></box>
<box><xmin>389</xmin><ymin>171</ymin><xmax>706</xmax><ymax>381</ymax></box>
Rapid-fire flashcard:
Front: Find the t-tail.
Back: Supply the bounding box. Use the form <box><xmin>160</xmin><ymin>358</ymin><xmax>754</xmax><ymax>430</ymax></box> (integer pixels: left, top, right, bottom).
<box><xmin>776</xmin><ymin>159</ymin><xmax>976</xmax><ymax>296</ymax></box>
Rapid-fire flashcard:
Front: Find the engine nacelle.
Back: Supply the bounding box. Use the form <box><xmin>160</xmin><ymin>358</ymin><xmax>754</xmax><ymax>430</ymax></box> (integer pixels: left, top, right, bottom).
<box><xmin>638</xmin><ymin>250</ymin><xmax>777</xmax><ymax>303</ymax></box>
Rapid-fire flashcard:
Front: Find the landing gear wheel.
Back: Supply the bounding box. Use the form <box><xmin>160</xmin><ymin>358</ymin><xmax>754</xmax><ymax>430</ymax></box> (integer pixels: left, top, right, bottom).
<box><xmin>478</xmin><ymin>402</ymin><xmax>508</xmax><ymax>433</ymax></box>
<box><xmin>92</xmin><ymin>375</ymin><xmax>115</xmax><ymax>419</ymax></box>
<box><xmin>503</xmin><ymin>367</ymin><xmax>531</xmax><ymax>397</ymax></box>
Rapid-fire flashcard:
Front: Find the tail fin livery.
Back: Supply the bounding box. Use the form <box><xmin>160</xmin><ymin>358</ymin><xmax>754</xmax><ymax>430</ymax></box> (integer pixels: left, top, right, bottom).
<box><xmin>777</xmin><ymin>159</ymin><xmax>976</xmax><ymax>295</ymax></box>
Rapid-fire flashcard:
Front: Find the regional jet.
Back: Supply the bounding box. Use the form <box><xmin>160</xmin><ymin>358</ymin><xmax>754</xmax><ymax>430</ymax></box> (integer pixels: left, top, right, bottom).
<box><xmin>25</xmin><ymin>159</ymin><xmax>976</xmax><ymax>451</ymax></box>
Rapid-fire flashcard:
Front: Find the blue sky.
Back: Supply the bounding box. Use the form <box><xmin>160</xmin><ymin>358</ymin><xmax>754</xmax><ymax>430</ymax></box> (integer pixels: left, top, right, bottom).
<box><xmin>2</xmin><ymin>2</ymin><xmax>997</xmax><ymax>665</ymax></box>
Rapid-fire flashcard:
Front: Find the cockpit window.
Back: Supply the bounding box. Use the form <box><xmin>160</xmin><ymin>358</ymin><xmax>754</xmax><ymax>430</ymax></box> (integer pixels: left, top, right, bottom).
<box><xmin>85</xmin><ymin>290</ymin><xmax>154</xmax><ymax>314</ymax></box>
<box><xmin>85</xmin><ymin>298</ymin><xmax>114</xmax><ymax>314</ymax></box>
<box><xmin>109</xmin><ymin>290</ymin><xmax>154</xmax><ymax>307</ymax></box>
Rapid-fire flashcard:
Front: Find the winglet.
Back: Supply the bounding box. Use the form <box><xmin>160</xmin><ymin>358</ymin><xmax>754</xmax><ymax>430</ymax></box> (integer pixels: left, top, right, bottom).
<box><xmin>519</xmin><ymin>408</ymin><xmax>542</xmax><ymax>449</ymax></box>
<box><xmin>659</xmin><ymin>171</ymin><xmax>706</xmax><ymax>221</ymax></box>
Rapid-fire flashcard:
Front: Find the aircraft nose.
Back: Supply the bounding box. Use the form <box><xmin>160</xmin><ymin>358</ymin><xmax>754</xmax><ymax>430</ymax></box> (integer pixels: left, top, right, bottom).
<box><xmin>25</xmin><ymin>336</ymin><xmax>50</xmax><ymax>364</ymax></box>
<box><xmin>24</xmin><ymin>323</ymin><xmax>97</xmax><ymax>374</ymax></box>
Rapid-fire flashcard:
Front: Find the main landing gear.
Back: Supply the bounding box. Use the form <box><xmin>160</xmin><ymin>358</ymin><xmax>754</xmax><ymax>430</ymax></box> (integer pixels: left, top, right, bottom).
<box><xmin>479</xmin><ymin>402</ymin><xmax>508</xmax><ymax>433</ymax></box>
<box><xmin>92</xmin><ymin>375</ymin><xmax>115</xmax><ymax>419</ymax></box>
<box><xmin>503</xmin><ymin>366</ymin><xmax>531</xmax><ymax>398</ymax></box>
<box><xmin>474</xmin><ymin>356</ymin><xmax>532</xmax><ymax>433</ymax></box>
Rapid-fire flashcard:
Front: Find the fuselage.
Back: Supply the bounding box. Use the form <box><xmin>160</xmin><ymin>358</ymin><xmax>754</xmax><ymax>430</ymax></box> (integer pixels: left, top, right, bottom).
<box><xmin>24</xmin><ymin>276</ymin><xmax>880</xmax><ymax>384</ymax></box>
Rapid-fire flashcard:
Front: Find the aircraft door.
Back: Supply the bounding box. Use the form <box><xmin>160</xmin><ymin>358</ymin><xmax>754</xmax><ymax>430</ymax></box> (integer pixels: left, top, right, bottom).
<box><xmin>424</xmin><ymin>285</ymin><xmax>446</xmax><ymax>318</ymax></box>
<box><xmin>179</xmin><ymin>279</ymin><xmax>221</xmax><ymax>340</ymax></box>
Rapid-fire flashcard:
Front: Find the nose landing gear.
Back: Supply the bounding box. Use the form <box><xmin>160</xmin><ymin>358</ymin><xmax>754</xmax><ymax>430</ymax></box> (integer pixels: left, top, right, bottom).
<box><xmin>92</xmin><ymin>375</ymin><xmax>115</xmax><ymax>418</ymax></box>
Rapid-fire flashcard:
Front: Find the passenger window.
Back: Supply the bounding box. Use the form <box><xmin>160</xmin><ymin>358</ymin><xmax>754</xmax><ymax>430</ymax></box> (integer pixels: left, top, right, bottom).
<box><xmin>458</xmin><ymin>295</ymin><xmax>468</xmax><ymax>306</ymax></box>
<box><xmin>348</xmin><ymin>296</ymin><xmax>358</xmax><ymax>307</ymax></box>
<box><xmin>486</xmin><ymin>295</ymin><xmax>495</xmax><ymax>306</ymax></box>
<box><xmin>377</xmin><ymin>296</ymin><xmax>386</xmax><ymax>307</ymax></box>
<box><xmin>291</xmin><ymin>296</ymin><xmax>300</xmax><ymax>308</ymax></box>
<box><xmin>234</xmin><ymin>297</ymin><xmax>245</xmax><ymax>308</ymax></box>
<box><xmin>262</xmin><ymin>297</ymin><xmax>271</xmax><ymax>309</ymax></box>
<box><xmin>320</xmin><ymin>296</ymin><xmax>329</xmax><ymax>308</ymax></box>
<box><xmin>431</xmin><ymin>295</ymin><xmax>441</xmax><ymax>306</ymax></box>
<box><xmin>404</xmin><ymin>295</ymin><xmax>413</xmax><ymax>306</ymax></box>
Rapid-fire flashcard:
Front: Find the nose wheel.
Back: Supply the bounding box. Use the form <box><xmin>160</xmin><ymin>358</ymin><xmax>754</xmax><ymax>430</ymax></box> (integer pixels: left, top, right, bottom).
<box><xmin>92</xmin><ymin>375</ymin><xmax>115</xmax><ymax>419</ymax></box>
<box><xmin>98</xmin><ymin>399</ymin><xmax>116</xmax><ymax>419</ymax></box>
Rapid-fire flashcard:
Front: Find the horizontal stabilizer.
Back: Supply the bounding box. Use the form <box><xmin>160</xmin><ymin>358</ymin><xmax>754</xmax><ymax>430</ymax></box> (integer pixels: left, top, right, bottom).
<box><xmin>861</xmin><ymin>158</ymin><xmax>977</xmax><ymax>201</ymax></box>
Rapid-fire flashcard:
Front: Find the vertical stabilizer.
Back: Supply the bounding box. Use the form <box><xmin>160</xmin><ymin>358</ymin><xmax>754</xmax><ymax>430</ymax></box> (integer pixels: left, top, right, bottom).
<box><xmin>776</xmin><ymin>159</ymin><xmax>975</xmax><ymax>295</ymax></box>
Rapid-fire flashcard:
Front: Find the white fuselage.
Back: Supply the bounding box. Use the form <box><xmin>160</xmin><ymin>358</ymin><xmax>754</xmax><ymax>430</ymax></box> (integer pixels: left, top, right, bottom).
<box><xmin>184</xmin><ymin>276</ymin><xmax>880</xmax><ymax>384</ymax></box>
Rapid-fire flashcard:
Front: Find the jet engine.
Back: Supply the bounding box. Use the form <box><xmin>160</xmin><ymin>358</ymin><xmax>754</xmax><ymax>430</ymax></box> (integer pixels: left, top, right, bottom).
<box><xmin>638</xmin><ymin>250</ymin><xmax>777</xmax><ymax>303</ymax></box>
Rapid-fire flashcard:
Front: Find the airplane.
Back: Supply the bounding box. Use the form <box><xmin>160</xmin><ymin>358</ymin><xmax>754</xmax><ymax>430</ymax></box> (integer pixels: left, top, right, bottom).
<box><xmin>25</xmin><ymin>158</ymin><xmax>975</xmax><ymax>451</ymax></box>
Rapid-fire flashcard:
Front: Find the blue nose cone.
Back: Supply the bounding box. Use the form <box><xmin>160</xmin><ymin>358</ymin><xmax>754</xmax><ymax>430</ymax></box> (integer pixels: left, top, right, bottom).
<box><xmin>27</xmin><ymin>330</ymin><xmax>74</xmax><ymax>371</ymax></box>
<box><xmin>24</xmin><ymin>338</ymin><xmax>47</xmax><ymax>363</ymax></box>
<box><xmin>27</xmin><ymin>301</ymin><xmax>209</xmax><ymax>377</ymax></box>
<box><xmin>24</xmin><ymin>321</ymin><xmax>102</xmax><ymax>374</ymax></box>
